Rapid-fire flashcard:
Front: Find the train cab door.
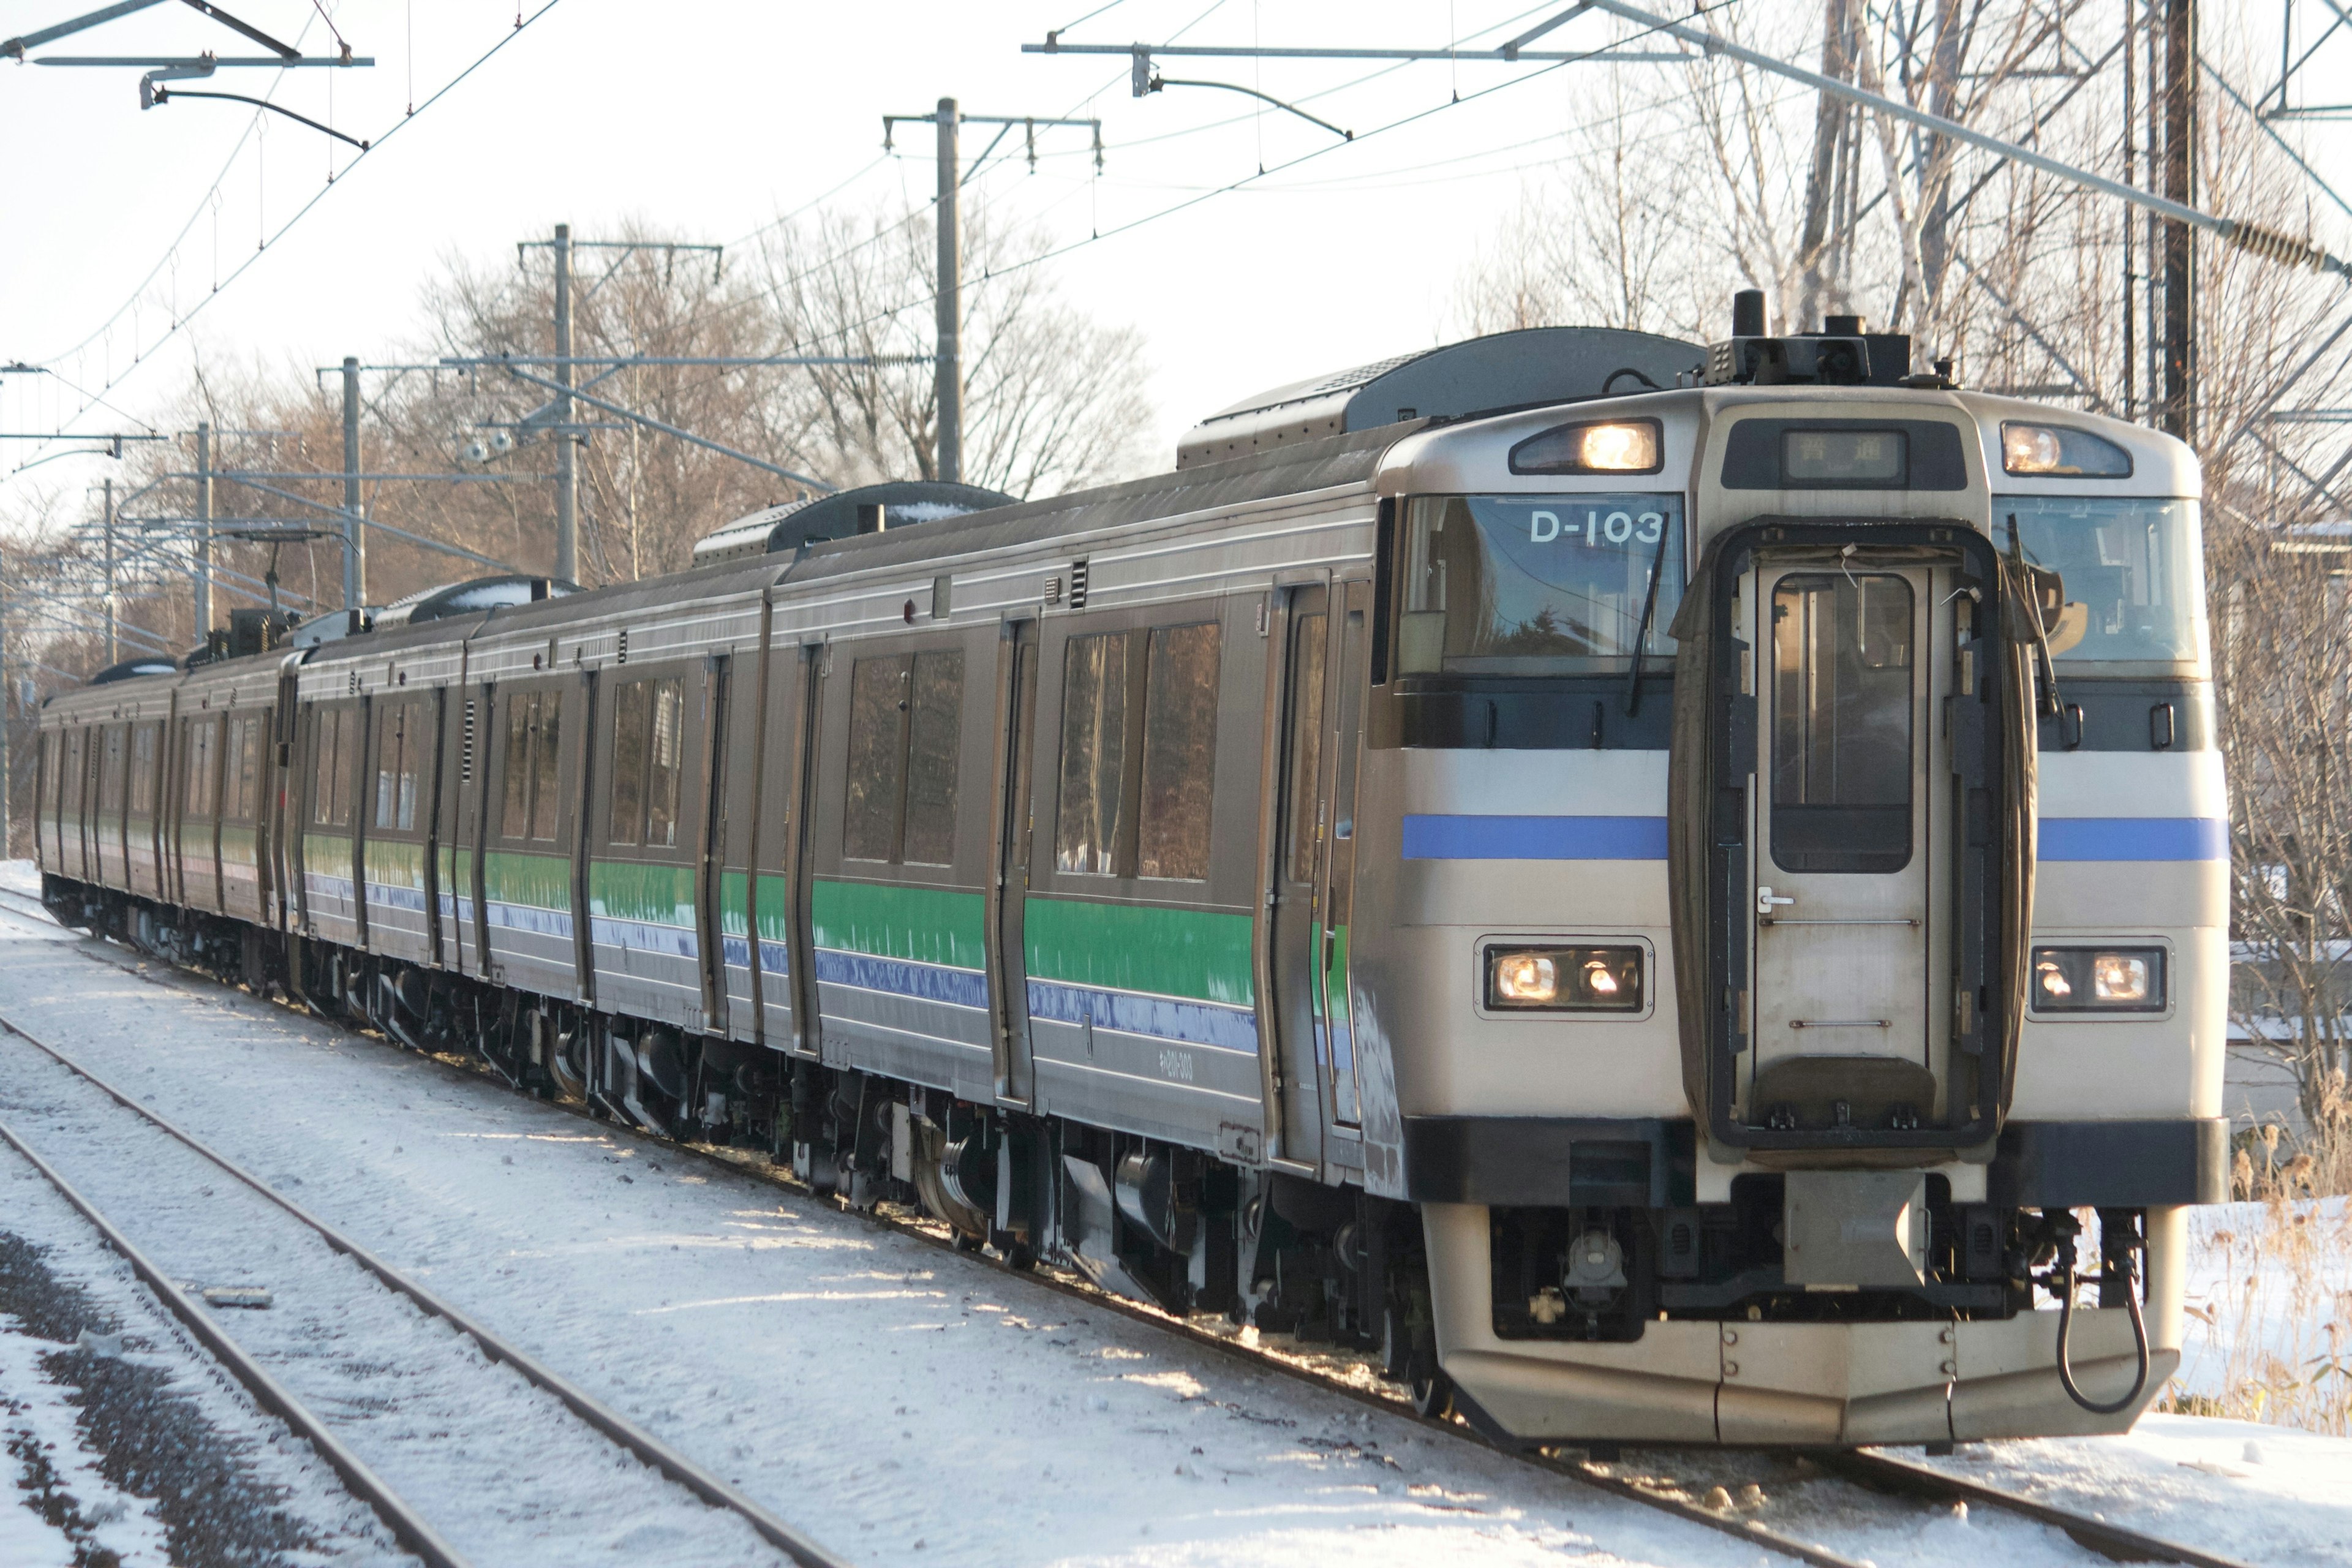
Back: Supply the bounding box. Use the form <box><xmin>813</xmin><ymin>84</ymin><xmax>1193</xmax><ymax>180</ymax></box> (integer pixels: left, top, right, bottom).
<box><xmin>987</xmin><ymin>618</ymin><xmax>1041</xmax><ymax>1106</ymax></box>
<box><xmin>1746</xmin><ymin>560</ymin><xmax>1947</xmax><ymax>1128</ymax></box>
<box><xmin>1265</xmin><ymin>582</ymin><xmax>1335</xmax><ymax>1167</ymax></box>
<box><xmin>1316</xmin><ymin>584</ymin><xmax>1371</xmax><ymax>1135</ymax></box>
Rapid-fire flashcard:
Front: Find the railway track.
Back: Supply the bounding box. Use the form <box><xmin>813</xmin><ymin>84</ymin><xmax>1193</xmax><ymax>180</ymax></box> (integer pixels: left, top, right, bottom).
<box><xmin>0</xmin><ymin>975</ymin><xmax>850</xmax><ymax>1568</ymax></box>
<box><xmin>0</xmin><ymin>881</ymin><xmax>2262</xmax><ymax>1568</ymax></box>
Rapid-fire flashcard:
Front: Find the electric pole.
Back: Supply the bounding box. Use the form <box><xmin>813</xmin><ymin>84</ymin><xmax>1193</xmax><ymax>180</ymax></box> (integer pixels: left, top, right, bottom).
<box><xmin>2160</xmin><ymin>0</ymin><xmax>2196</xmax><ymax>442</ymax></box>
<box><xmin>934</xmin><ymin>99</ymin><xmax>963</xmax><ymax>485</ymax></box>
<box><xmin>552</xmin><ymin>222</ymin><xmax>577</xmax><ymax>583</ymax></box>
<box><xmin>102</xmin><ymin>477</ymin><xmax>116</xmax><ymax>665</ymax></box>
<box><xmin>884</xmin><ymin>102</ymin><xmax>1102</xmax><ymax>486</ymax></box>
<box><xmin>194</xmin><ymin>421</ymin><xmax>213</xmax><ymax>641</ymax></box>
<box><xmin>343</xmin><ymin>355</ymin><xmax>365</xmax><ymax>609</ymax></box>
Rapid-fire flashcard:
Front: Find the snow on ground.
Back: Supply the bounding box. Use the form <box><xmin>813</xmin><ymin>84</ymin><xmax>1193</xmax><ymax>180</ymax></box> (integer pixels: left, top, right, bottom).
<box><xmin>0</xmin><ymin>861</ymin><xmax>2346</xmax><ymax>1566</ymax></box>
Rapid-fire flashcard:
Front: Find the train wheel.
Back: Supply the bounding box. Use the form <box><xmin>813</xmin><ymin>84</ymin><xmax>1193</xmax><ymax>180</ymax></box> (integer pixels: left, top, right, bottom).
<box><xmin>1409</xmin><ymin>1361</ymin><xmax>1455</xmax><ymax>1420</ymax></box>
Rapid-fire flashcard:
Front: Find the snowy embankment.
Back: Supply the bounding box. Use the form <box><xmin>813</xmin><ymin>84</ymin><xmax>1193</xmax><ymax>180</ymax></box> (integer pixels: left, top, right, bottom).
<box><xmin>0</xmin><ymin>859</ymin><xmax>2346</xmax><ymax>1566</ymax></box>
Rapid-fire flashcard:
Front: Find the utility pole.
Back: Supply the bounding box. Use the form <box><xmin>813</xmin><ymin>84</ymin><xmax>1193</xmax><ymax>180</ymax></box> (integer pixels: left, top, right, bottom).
<box><xmin>2160</xmin><ymin>0</ymin><xmax>2196</xmax><ymax>442</ymax></box>
<box><xmin>194</xmin><ymin>421</ymin><xmax>213</xmax><ymax>641</ymax></box>
<box><xmin>342</xmin><ymin>355</ymin><xmax>364</xmax><ymax>609</ymax></box>
<box><xmin>934</xmin><ymin>99</ymin><xmax>963</xmax><ymax>486</ymax></box>
<box><xmin>102</xmin><ymin>477</ymin><xmax>116</xmax><ymax>666</ymax></box>
<box><xmin>552</xmin><ymin>222</ymin><xmax>577</xmax><ymax>583</ymax></box>
<box><xmin>885</xmin><ymin>103</ymin><xmax>1103</xmax><ymax>487</ymax></box>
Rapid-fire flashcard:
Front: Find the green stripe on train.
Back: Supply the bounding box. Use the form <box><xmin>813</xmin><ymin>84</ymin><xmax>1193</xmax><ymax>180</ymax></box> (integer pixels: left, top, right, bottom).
<box><xmin>1024</xmin><ymin>896</ymin><xmax>1254</xmax><ymax>1007</ymax></box>
<box><xmin>304</xmin><ymin>831</ymin><xmax>352</xmax><ymax>876</ymax></box>
<box><xmin>589</xmin><ymin>859</ymin><xmax>697</xmax><ymax>927</ymax></box>
<box><xmin>220</xmin><ymin>823</ymin><xmax>258</xmax><ymax>870</ymax></box>
<box><xmin>483</xmin><ymin>849</ymin><xmax>571</xmax><ymax>911</ymax></box>
<box><xmin>812</xmin><ymin>879</ymin><xmax>984</xmax><ymax>970</ymax></box>
<box><xmin>365</xmin><ymin>837</ymin><xmax>427</xmax><ymax>889</ymax></box>
<box><xmin>719</xmin><ymin>870</ymin><xmax>793</xmax><ymax>942</ymax></box>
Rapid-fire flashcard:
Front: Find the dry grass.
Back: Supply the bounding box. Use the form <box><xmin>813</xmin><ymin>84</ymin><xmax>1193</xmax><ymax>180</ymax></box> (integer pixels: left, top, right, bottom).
<box><xmin>2154</xmin><ymin>1090</ymin><xmax>2352</xmax><ymax>1434</ymax></box>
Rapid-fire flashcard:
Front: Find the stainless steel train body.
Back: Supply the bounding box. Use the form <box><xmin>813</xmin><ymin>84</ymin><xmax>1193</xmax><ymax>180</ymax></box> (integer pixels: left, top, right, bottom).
<box><xmin>34</xmin><ymin>324</ymin><xmax>2226</xmax><ymax>1447</ymax></box>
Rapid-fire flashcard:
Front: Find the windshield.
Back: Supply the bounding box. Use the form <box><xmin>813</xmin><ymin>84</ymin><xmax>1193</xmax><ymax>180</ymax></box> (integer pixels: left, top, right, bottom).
<box><xmin>2003</xmin><ymin>496</ymin><xmax>2206</xmax><ymax>672</ymax></box>
<box><xmin>1400</xmin><ymin>494</ymin><xmax>1686</xmax><ymax>676</ymax></box>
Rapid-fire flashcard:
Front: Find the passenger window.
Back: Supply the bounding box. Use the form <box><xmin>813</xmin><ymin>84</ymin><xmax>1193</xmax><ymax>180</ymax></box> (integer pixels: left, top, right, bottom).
<box><xmin>609</xmin><ymin>682</ymin><xmax>647</xmax><ymax>846</ymax></box>
<box><xmin>100</xmin><ymin>729</ymin><xmax>125</xmax><ymax>813</ymax></box>
<box><xmin>184</xmin><ymin>720</ymin><xmax>215</xmax><ymax>817</ymax></box>
<box><xmin>374</xmin><ymin>704</ymin><xmax>416</xmax><ymax>830</ymax></box>
<box><xmin>1284</xmin><ymin>615</ymin><xmax>1327</xmax><ymax>883</ymax></box>
<box><xmin>229</xmin><ymin>718</ymin><xmax>261</xmax><ymax>823</ymax></box>
<box><xmin>902</xmin><ymin>652</ymin><xmax>964</xmax><ymax>866</ymax></box>
<box><xmin>500</xmin><ymin>691</ymin><xmax>564</xmax><ymax>843</ymax></box>
<box><xmin>1137</xmin><ymin>624</ymin><xmax>1219</xmax><ymax>880</ymax></box>
<box><xmin>844</xmin><ymin>656</ymin><xmax>910</xmax><ymax>862</ymax></box>
<box><xmin>531</xmin><ymin>692</ymin><xmax>562</xmax><ymax>842</ymax></box>
<box><xmin>607</xmin><ymin>677</ymin><xmax>684</xmax><ymax>849</ymax></box>
<box><xmin>1055</xmin><ymin>633</ymin><xmax>1129</xmax><ymax>875</ymax></box>
<box><xmin>132</xmin><ymin>725</ymin><xmax>158</xmax><ymax>815</ymax></box>
<box><xmin>313</xmin><ymin>710</ymin><xmax>342</xmax><ymax>826</ymax></box>
<box><xmin>1770</xmin><ymin>573</ymin><xmax>1915</xmax><ymax>873</ymax></box>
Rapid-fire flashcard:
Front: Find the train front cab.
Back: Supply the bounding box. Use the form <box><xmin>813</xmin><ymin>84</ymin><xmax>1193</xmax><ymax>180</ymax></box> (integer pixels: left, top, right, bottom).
<box><xmin>1371</xmin><ymin>387</ymin><xmax>2225</xmax><ymax>1446</ymax></box>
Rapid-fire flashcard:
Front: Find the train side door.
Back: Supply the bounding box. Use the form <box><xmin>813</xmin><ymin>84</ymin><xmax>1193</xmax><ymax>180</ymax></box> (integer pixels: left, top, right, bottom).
<box><xmin>695</xmin><ymin>654</ymin><xmax>733</xmax><ymax>1031</ymax></box>
<box><xmin>785</xmin><ymin>644</ymin><xmax>826</xmax><ymax>1055</ymax></box>
<box><xmin>1265</xmin><ymin>584</ymin><xmax>1334</xmax><ymax>1167</ymax></box>
<box><xmin>987</xmin><ymin>618</ymin><xmax>1040</xmax><ymax>1104</ymax></box>
<box><xmin>1315</xmin><ymin>585</ymin><xmax>1371</xmax><ymax>1133</ymax></box>
<box><xmin>1747</xmin><ymin>562</ymin><xmax>1944</xmax><ymax>1126</ymax></box>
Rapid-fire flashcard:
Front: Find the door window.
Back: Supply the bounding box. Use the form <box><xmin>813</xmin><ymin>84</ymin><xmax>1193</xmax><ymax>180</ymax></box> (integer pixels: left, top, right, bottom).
<box><xmin>843</xmin><ymin>652</ymin><xmax>963</xmax><ymax>865</ymax></box>
<box><xmin>1770</xmin><ymin>573</ymin><xmax>1915</xmax><ymax>873</ymax></box>
<box><xmin>500</xmin><ymin>691</ymin><xmax>564</xmax><ymax>843</ymax></box>
<box><xmin>1283</xmin><ymin>614</ymin><xmax>1328</xmax><ymax>883</ymax></box>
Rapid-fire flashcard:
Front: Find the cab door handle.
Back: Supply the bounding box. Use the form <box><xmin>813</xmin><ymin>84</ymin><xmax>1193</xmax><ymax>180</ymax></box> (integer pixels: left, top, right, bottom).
<box><xmin>1756</xmin><ymin>886</ymin><xmax>1796</xmax><ymax>914</ymax></box>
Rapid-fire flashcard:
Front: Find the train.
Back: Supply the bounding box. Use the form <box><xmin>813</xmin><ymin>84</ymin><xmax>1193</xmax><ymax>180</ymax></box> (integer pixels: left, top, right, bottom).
<box><xmin>34</xmin><ymin>300</ymin><xmax>2228</xmax><ymax>1448</ymax></box>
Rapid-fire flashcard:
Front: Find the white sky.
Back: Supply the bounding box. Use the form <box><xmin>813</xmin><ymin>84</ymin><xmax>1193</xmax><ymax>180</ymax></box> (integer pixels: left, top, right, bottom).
<box><xmin>1</xmin><ymin>0</ymin><xmax>2345</xmax><ymax>526</ymax></box>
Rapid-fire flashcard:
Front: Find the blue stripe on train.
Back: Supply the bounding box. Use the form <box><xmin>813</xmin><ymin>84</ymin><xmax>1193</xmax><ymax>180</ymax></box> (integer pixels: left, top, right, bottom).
<box><xmin>720</xmin><ymin>935</ymin><xmax>793</xmax><ymax>975</ymax></box>
<box><xmin>813</xmin><ymin>948</ymin><xmax>987</xmax><ymax>1009</ymax></box>
<box><xmin>486</xmin><ymin>900</ymin><xmax>573</xmax><ymax>940</ymax></box>
<box><xmin>1401</xmin><ymin>815</ymin><xmax>1669</xmax><ymax>861</ymax></box>
<box><xmin>590</xmin><ymin>916</ymin><xmax>698</xmax><ymax>959</ymax></box>
<box><xmin>1401</xmin><ymin>813</ymin><xmax>2229</xmax><ymax>863</ymax></box>
<box><xmin>2037</xmin><ymin>816</ymin><xmax>2227</xmax><ymax>862</ymax></box>
<box><xmin>1025</xmin><ymin>979</ymin><xmax>1259</xmax><ymax>1054</ymax></box>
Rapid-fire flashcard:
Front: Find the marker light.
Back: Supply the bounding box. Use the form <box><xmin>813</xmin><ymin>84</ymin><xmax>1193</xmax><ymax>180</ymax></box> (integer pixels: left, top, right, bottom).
<box><xmin>2000</xmin><ymin>421</ymin><xmax>2133</xmax><ymax>477</ymax></box>
<box><xmin>2030</xmin><ymin>946</ymin><xmax>2165</xmax><ymax>1013</ymax></box>
<box><xmin>1509</xmin><ymin>418</ymin><xmax>1664</xmax><ymax>475</ymax></box>
<box><xmin>1485</xmin><ymin>944</ymin><xmax>1645</xmax><ymax>1012</ymax></box>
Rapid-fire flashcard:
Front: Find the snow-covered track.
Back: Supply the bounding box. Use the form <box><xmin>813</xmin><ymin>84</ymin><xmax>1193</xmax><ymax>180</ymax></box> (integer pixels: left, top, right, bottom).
<box><xmin>6</xmin><ymin>899</ymin><xmax>2274</xmax><ymax>1568</ymax></box>
<box><xmin>0</xmin><ymin>1106</ymin><xmax>472</xmax><ymax>1568</ymax></box>
<box><xmin>0</xmin><ymin>1003</ymin><xmax>853</xmax><ymax>1568</ymax></box>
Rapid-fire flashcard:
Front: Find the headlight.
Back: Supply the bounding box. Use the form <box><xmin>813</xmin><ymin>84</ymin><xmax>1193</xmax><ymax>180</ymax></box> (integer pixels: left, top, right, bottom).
<box><xmin>1999</xmin><ymin>421</ymin><xmax>2133</xmax><ymax>477</ymax></box>
<box><xmin>2030</xmin><ymin>946</ymin><xmax>2165</xmax><ymax>1013</ymax></box>
<box><xmin>1509</xmin><ymin>418</ymin><xmax>1663</xmax><ymax>475</ymax></box>
<box><xmin>1485</xmin><ymin>944</ymin><xmax>1644</xmax><ymax>1012</ymax></box>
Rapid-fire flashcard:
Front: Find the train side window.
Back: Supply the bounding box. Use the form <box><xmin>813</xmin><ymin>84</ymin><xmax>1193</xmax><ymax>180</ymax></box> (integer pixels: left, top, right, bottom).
<box><xmin>228</xmin><ymin>718</ymin><xmax>261</xmax><ymax>823</ymax></box>
<box><xmin>184</xmin><ymin>720</ymin><xmax>215</xmax><ymax>818</ymax></box>
<box><xmin>644</xmin><ymin>679</ymin><xmax>684</xmax><ymax>849</ymax></box>
<box><xmin>1284</xmin><ymin>614</ymin><xmax>1329</xmax><ymax>883</ymax></box>
<box><xmin>608</xmin><ymin>677</ymin><xmax>684</xmax><ymax>849</ymax></box>
<box><xmin>843</xmin><ymin>656</ymin><xmax>911</xmax><ymax>862</ymax></box>
<box><xmin>500</xmin><ymin>691</ymin><xmax>562</xmax><ymax>843</ymax></box>
<box><xmin>132</xmin><ymin>724</ymin><xmax>158</xmax><ymax>814</ymax></box>
<box><xmin>99</xmin><ymin>728</ymin><xmax>125</xmax><ymax>813</ymax></box>
<box><xmin>530</xmin><ymin>692</ymin><xmax>562</xmax><ymax>842</ymax></box>
<box><xmin>610</xmin><ymin>681</ymin><xmax>648</xmax><ymax>846</ymax></box>
<box><xmin>1055</xmin><ymin>633</ymin><xmax>1129</xmax><ymax>875</ymax></box>
<box><xmin>315</xmin><ymin>714</ymin><xmax>350</xmax><ymax>832</ymax></box>
<box><xmin>902</xmin><ymin>651</ymin><xmax>963</xmax><ymax>866</ymax></box>
<box><xmin>1137</xmin><ymin>623</ymin><xmax>1219</xmax><ymax>880</ymax></box>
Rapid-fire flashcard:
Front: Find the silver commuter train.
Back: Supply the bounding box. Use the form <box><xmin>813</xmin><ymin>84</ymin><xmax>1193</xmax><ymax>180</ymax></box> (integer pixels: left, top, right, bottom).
<box><xmin>34</xmin><ymin>310</ymin><xmax>2226</xmax><ymax>1447</ymax></box>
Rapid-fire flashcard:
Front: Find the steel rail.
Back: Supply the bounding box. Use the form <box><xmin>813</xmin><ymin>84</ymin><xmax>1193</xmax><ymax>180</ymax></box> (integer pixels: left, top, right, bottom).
<box><xmin>0</xmin><ymin>1111</ymin><xmax>473</xmax><ymax>1568</ymax></box>
<box><xmin>0</xmin><ymin>998</ymin><xmax>853</xmax><ymax>1568</ymax></box>
<box><xmin>2</xmin><ymin>888</ymin><xmax>2258</xmax><ymax>1568</ymax></box>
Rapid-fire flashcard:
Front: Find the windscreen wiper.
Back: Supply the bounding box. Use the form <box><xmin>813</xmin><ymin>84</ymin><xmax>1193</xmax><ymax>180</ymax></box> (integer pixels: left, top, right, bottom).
<box><xmin>1623</xmin><ymin>528</ymin><xmax>1671</xmax><ymax>717</ymax></box>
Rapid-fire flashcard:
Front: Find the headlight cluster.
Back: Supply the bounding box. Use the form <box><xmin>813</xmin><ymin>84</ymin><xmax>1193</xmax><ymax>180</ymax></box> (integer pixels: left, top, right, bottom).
<box><xmin>2031</xmin><ymin>946</ymin><xmax>2166</xmax><ymax>1013</ymax></box>
<box><xmin>1485</xmin><ymin>945</ymin><xmax>1644</xmax><ymax>1012</ymax></box>
<box><xmin>1508</xmin><ymin>418</ymin><xmax>1663</xmax><ymax>475</ymax></box>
